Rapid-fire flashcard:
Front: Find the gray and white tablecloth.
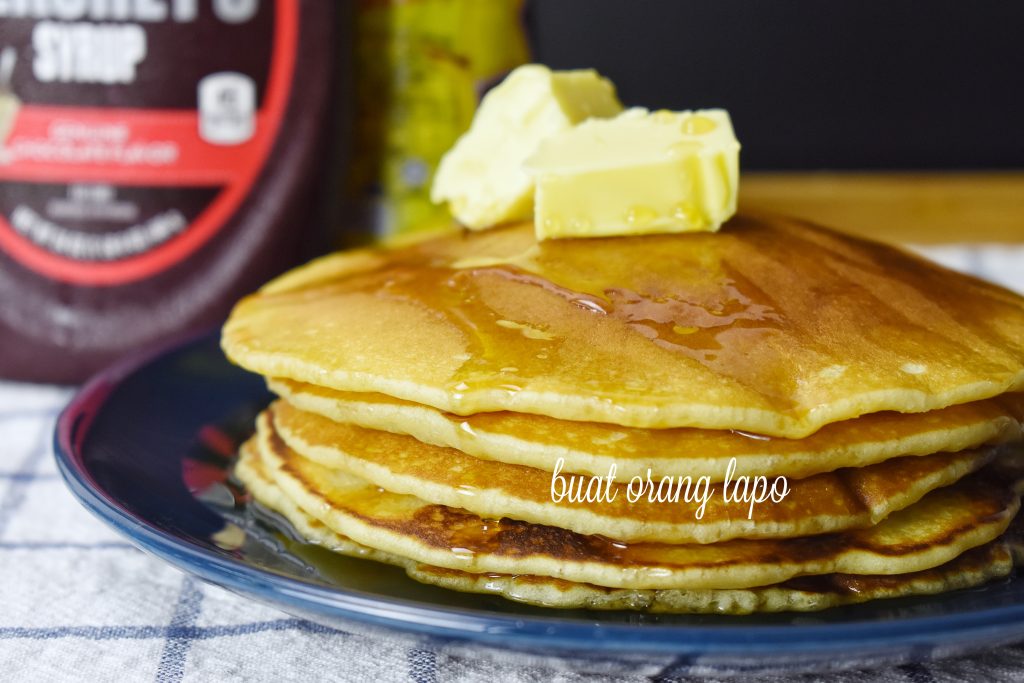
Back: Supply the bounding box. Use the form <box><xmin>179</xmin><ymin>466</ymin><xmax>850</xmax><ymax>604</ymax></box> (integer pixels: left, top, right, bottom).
<box><xmin>2</xmin><ymin>243</ymin><xmax>1024</xmax><ymax>682</ymax></box>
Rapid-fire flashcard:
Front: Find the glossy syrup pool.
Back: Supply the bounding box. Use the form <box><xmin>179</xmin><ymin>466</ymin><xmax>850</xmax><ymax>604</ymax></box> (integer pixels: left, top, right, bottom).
<box><xmin>178</xmin><ymin>401</ymin><xmax>1019</xmax><ymax>626</ymax></box>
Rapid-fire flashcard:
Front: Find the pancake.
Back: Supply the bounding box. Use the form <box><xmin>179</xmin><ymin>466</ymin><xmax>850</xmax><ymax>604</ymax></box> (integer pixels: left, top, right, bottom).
<box><xmin>407</xmin><ymin>539</ymin><xmax>1020</xmax><ymax>614</ymax></box>
<box><xmin>222</xmin><ymin>215</ymin><xmax>1024</xmax><ymax>437</ymax></box>
<box><xmin>235</xmin><ymin>441</ymin><xmax>1023</xmax><ymax>614</ymax></box>
<box><xmin>268</xmin><ymin>400</ymin><xmax>999</xmax><ymax>544</ymax></box>
<box><xmin>245</xmin><ymin>414</ymin><xmax>1023</xmax><ymax>590</ymax></box>
<box><xmin>271</xmin><ymin>378</ymin><xmax>1024</xmax><ymax>480</ymax></box>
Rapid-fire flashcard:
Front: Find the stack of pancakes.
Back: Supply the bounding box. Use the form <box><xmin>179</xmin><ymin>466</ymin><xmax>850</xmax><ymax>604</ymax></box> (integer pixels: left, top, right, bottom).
<box><xmin>222</xmin><ymin>214</ymin><xmax>1024</xmax><ymax>613</ymax></box>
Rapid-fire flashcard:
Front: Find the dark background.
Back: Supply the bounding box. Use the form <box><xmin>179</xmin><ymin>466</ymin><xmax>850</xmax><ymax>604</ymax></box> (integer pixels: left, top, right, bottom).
<box><xmin>526</xmin><ymin>1</ymin><xmax>1024</xmax><ymax>170</ymax></box>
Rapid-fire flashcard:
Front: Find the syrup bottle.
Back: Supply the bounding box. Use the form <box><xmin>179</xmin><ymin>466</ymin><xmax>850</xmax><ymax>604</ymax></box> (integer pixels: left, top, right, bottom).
<box><xmin>0</xmin><ymin>0</ymin><xmax>345</xmax><ymax>383</ymax></box>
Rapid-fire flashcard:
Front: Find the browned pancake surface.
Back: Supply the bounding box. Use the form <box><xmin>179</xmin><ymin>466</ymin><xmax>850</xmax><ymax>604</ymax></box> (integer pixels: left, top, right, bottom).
<box><xmin>270</xmin><ymin>400</ymin><xmax>1000</xmax><ymax>543</ymax></box>
<box><xmin>248</xmin><ymin>414</ymin><xmax>1023</xmax><ymax>590</ymax></box>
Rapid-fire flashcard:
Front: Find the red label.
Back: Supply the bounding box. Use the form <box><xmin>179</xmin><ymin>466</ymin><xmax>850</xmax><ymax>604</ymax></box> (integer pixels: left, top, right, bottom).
<box><xmin>0</xmin><ymin>0</ymin><xmax>297</xmax><ymax>286</ymax></box>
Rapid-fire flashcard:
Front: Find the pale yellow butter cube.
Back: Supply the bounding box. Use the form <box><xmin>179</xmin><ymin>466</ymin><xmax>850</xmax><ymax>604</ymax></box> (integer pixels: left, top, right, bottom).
<box><xmin>525</xmin><ymin>108</ymin><xmax>740</xmax><ymax>239</ymax></box>
<box><xmin>431</xmin><ymin>64</ymin><xmax>622</xmax><ymax>229</ymax></box>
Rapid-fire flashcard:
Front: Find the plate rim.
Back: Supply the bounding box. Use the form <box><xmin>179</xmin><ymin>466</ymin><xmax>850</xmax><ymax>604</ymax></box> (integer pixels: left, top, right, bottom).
<box><xmin>53</xmin><ymin>332</ymin><xmax>1024</xmax><ymax>658</ymax></box>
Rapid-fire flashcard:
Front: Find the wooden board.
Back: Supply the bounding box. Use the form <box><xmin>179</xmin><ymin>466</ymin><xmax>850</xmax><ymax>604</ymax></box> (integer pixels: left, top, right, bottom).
<box><xmin>740</xmin><ymin>173</ymin><xmax>1024</xmax><ymax>244</ymax></box>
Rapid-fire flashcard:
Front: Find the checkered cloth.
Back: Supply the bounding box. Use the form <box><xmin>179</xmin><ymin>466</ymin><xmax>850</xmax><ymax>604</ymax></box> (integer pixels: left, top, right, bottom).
<box><xmin>2</xmin><ymin>243</ymin><xmax>1024</xmax><ymax>682</ymax></box>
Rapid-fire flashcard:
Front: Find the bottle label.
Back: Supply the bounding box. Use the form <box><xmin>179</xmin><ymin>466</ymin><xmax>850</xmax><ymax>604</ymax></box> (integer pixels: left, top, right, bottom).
<box><xmin>0</xmin><ymin>0</ymin><xmax>297</xmax><ymax>286</ymax></box>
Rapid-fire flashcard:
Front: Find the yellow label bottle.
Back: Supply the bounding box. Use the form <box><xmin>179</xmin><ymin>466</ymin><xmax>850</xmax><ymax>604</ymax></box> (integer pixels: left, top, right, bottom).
<box><xmin>345</xmin><ymin>0</ymin><xmax>530</xmax><ymax>243</ymax></box>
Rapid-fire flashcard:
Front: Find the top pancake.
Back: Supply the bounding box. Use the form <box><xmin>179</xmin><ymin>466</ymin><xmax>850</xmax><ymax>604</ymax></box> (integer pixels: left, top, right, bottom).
<box><xmin>223</xmin><ymin>215</ymin><xmax>1024</xmax><ymax>437</ymax></box>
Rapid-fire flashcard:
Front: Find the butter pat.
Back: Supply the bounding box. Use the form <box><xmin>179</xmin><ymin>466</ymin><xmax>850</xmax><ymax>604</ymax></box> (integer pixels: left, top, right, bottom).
<box><xmin>431</xmin><ymin>64</ymin><xmax>622</xmax><ymax>229</ymax></box>
<box><xmin>525</xmin><ymin>108</ymin><xmax>740</xmax><ymax>239</ymax></box>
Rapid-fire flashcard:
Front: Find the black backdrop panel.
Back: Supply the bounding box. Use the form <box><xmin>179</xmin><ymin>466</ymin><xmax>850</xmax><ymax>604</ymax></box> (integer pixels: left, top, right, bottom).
<box><xmin>527</xmin><ymin>1</ymin><xmax>1024</xmax><ymax>170</ymax></box>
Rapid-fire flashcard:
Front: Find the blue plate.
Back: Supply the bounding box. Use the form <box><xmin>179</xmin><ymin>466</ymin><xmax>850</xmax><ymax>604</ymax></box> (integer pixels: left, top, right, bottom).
<box><xmin>55</xmin><ymin>333</ymin><xmax>1024</xmax><ymax>676</ymax></box>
